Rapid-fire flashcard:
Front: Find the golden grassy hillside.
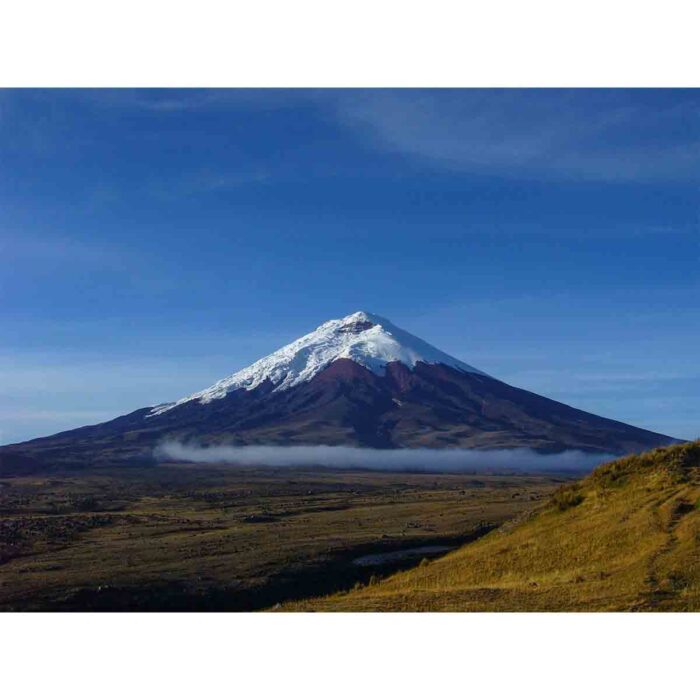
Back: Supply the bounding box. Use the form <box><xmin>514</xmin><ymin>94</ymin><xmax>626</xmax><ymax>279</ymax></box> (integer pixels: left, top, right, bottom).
<box><xmin>286</xmin><ymin>441</ymin><xmax>700</xmax><ymax>611</ymax></box>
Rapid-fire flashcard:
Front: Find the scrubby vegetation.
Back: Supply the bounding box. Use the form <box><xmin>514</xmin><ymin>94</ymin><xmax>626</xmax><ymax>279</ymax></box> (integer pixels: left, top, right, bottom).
<box><xmin>0</xmin><ymin>466</ymin><xmax>558</xmax><ymax>611</ymax></box>
<box><xmin>551</xmin><ymin>485</ymin><xmax>584</xmax><ymax>511</ymax></box>
<box><xmin>285</xmin><ymin>441</ymin><xmax>700</xmax><ymax>611</ymax></box>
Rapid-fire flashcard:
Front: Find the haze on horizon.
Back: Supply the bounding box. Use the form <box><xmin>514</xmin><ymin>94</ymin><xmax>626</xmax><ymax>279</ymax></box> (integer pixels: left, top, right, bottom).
<box><xmin>1</xmin><ymin>89</ymin><xmax>699</xmax><ymax>444</ymax></box>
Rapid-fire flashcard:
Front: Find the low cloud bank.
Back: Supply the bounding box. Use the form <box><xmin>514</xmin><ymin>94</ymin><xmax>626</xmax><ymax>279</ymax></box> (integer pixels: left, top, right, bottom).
<box><xmin>155</xmin><ymin>441</ymin><xmax>616</xmax><ymax>473</ymax></box>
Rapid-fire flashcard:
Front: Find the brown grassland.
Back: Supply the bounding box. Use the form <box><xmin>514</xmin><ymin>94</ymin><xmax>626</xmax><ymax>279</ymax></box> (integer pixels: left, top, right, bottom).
<box><xmin>0</xmin><ymin>465</ymin><xmax>560</xmax><ymax>611</ymax></box>
<box><xmin>284</xmin><ymin>441</ymin><xmax>700</xmax><ymax>611</ymax></box>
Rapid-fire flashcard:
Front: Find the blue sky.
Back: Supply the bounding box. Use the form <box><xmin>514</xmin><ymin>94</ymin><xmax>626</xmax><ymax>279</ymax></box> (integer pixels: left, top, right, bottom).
<box><xmin>1</xmin><ymin>88</ymin><xmax>699</xmax><ymax>444</ymax></box>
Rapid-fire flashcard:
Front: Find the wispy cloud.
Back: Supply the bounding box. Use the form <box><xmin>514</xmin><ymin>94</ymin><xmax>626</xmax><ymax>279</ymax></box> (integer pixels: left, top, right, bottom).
<box><xmin>156</xmin><ymin>441</ymin><xmax>615</xmax><ymax>473</ymax></box>
<box><xmin>5</xmin><ymin>89</ymin><xmax>700</xmax><ymax>183</ymax></box>
<box><xmin>144</xmin><ymin>168</ymin><xmax>270</xmax><ymax>199</ymax></box>
<box><xmin>506</xmin><ymin>368</ymin><xmax>699</xmax><ymax>392</ymax></box>
<box><xmin>0</xmin><ymin>231</ymin><xmax>126</xmax><ymax>267</ymax></box>
<box><xmin>76</xmin><ymin>88</ymin><xmax>308</xmax><ymax>114</ymax></box>
<box><xmin>332</xmin><ymin>89</ymin><xmax>700</xmax><ymax>182</ymax></box>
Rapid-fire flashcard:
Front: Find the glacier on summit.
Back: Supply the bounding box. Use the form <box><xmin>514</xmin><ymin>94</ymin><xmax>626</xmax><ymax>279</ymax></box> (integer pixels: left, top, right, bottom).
<box><xmin>149</xmin><ymin>311</ymin><xmax>487</xmax><ymax>416</ymax></box>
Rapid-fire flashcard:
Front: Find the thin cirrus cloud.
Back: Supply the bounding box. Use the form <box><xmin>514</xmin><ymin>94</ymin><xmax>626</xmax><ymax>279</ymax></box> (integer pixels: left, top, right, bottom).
<box><xmin>331</xmin><ymin>89</ymin><xmax>700</xmax><ymax>182</ymax></box>
<box><xmin>7</xmin><ymin>89</ymin><xmax>699</xmax><ymax>185</ymax></box>
<box><xmin>144</xmin><ymin>169</ymin><xmax>271</xmax><ymax>200</ymax></box>
<box><xmin>83</xmin><ymin>88</ymin><xmax>305</xmax><ymax>114</ymax></box>
<box><xmin>1</xmin><ymin>231</ymin><xmax>126</xmax><ymax>267</ymax></box>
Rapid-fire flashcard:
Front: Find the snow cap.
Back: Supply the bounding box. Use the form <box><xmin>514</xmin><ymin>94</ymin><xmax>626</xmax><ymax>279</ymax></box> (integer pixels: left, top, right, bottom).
<box><xmin>149</xmin><ymin>311</ymin><xmax>486</xmax><ymax>415</ymax></box>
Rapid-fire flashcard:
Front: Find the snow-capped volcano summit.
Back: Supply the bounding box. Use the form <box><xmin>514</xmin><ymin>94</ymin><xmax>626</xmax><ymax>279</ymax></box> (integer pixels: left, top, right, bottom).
<box><xmin>150</xmin><ymin>312</ymin><xmax>486</xmax><ymax>416</ymax></box>
<box><xmin>3</xmin><ymin>311</ymin><xmax>676</xmax><ymax>466</ymax></box>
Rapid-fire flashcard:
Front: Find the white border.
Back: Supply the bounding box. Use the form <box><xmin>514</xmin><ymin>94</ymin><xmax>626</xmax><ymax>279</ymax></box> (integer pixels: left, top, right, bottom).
<box><xmin>1</xmin><ymin>0</ymin><xmax>698</xmax><ymax>87</ymax></box>
<box><xmin>2</xmin><ymin>613</ymin><xmax>698</xmax><ymax>699</ymax></box>
<box><xmin>1</xmin><ymin>3</ymin><xmax>698</xmax><ymax>697</ymax></box>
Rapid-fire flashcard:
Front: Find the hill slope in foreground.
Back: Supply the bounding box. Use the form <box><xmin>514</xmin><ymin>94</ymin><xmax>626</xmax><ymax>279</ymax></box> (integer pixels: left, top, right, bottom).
<box><xmin>284</xmin><ymin>441</ymin><xmax>700</xmax><ymax>611</ymax></box>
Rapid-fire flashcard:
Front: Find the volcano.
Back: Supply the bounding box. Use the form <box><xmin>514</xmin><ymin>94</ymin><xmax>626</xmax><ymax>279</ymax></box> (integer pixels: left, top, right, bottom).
<box><xmin>1</xmin><ymin>312</ymin><xmax>675</xmax><ymax>467</ymax></box>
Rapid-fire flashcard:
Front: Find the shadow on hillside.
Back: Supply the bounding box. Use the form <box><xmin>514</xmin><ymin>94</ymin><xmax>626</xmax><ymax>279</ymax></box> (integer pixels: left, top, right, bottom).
<box><xmin>9</xmin><ymin>527</ymin><xmax>495</xmax><ymax>612</ymax></box>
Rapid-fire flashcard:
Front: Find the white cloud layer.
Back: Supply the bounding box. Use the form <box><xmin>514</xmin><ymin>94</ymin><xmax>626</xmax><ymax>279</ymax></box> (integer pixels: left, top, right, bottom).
<box><xmin>155</xmin><ymin>441</ymin><xmax>616</xmax><ymax>473</ymax></box>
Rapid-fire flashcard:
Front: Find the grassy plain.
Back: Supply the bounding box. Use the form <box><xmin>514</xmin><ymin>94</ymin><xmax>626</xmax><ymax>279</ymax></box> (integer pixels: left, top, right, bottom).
<box><xmin>0</xmin><ymin>464</ymin><xmax>561</xmax><ymax>611</ymax></box>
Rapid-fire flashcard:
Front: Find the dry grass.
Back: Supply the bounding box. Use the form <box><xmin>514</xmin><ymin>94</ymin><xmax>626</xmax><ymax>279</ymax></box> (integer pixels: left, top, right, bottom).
<box><xmin>0</xmin><ymin>465</ymin><xmax>559</xmax><ymax>610</ymax></box>
<box><xmin>285</xmin><ymin>442</ymin><xmax>700</xmax><ymax>611</ymax></box>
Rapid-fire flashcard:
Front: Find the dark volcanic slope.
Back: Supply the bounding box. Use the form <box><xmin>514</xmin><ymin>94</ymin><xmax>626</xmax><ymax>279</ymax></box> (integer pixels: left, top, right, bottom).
<box><xmin>2</xmin><ymin>359</ymin><xmax>673</xmax><ymax>467</ymax></box>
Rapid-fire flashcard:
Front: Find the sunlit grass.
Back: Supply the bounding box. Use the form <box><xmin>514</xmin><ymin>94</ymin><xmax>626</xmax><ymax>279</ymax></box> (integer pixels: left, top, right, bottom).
<box><xmin>287</xmin><ymin>441</ymin><xmax>700</xmax><ymax>611</ymax></box>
